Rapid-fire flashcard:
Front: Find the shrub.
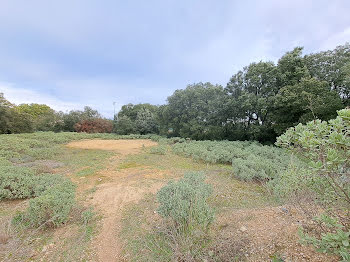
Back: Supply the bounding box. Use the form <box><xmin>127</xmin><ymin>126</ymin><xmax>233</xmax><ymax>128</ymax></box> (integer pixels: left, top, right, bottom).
<box><xmin>172</xmin><ymin>140</ymin><xmax>292</xmax><ymax>181</ymax></box>
<box><xmin>276</xmin><ymin>109</ymin><xmax>350</xmax><ymax>259</ymax></box>
<box><xmin>157</xmin><ymin>172</ymin><xmax>214</xmax><ymax>232</ymax></box>
<box><xmin>276</xmin><ymin>108</ymin><xmax>350</xmax><ymax>212</ymax></box>
<box><xmin>299</xmin><ymin>215</ymin><xmax>350</xmax><ymax>261</ymax></box>
<box><xmin>232</xmin><ymin>153</ymin><xmax>292</xmax><ymax>181</ymax></box>
<box><xmin>149</xmin><ymin>145</ymin><xmax>167</xmax><ymax>155</ymax></box>
<box><xmin>20</xmin><ymin>180</ymin><xmax>76</xmax><ymax>228</ymax></box>
<box><xmin>74</xmin><ymin>118</ymin><xmax>113</xmax><ymax>133</ymax></box>
<box><xmin>0</xmin><ymin>167</ymin><xmax>67</xmax><ymax>200</ymax></box>
<box><xmin>0</xmin><ymin>166</ymin><xmax>37</xmax><ymax>199</ymax></box>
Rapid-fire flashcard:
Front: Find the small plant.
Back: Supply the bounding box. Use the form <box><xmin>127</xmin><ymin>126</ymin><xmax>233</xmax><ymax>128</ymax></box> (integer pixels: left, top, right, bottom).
<box><xmin>16</xmin><ymin>180</ymin><xmax>76</xmax><ymax>228</ymax></box>
<box><xmin>150</xmin><ymin>144</ymin><xmax>167</xmax><ymax>155</ymax></box>
<box><xmin>157</xmin><ymin>172</ymin><xmax>214</xmax><ymax>232</ymax></box>
<box><xmin>81</xmin><ymin>207</ymin><xmax>95</xmax><ymax>225</ymax></box>
<box><xmin>299</xmin><ymin>214</ymin><xmax>350</xmax><ymax>261</ymax></box>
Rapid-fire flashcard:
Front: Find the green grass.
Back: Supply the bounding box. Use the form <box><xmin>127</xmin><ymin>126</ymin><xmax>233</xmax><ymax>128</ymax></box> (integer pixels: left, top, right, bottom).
<box><xmin>117</xmin><ymin>161</ymin><xmax>144</xmax><ymax>170</ymax></box>
<box><xmin>58</xmin><ymin>148</ymin><xmax>114</xmax><ymax>176</ymax></box>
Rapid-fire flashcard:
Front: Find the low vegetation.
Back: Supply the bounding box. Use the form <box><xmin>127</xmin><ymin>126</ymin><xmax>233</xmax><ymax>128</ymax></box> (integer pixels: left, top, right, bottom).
<box><xmin>172</xmin><ymin>140</ymin><xmax>293</xmax><ymax>181</ymax></box>
<box><xmin>276</xmin><ymin>108</ymin><xmax>350</xmax><ymax>261</ymax></box>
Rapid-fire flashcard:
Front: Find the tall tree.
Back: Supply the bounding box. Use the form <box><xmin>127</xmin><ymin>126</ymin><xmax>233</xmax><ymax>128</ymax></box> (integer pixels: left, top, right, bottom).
<box><xmin>0</xmin><ymin>93</ymin><xmax>34</xmax><ymax>134</ymax></box>
<box><xmin>305</xmin><ymin>43</ymin><xmax>350</xmax><ymax>105</ymax></box>
<box><xmin>161</xmin><ymin>82</ymin><xmax>226</xmax><ymax>140</ymax></box>
<box><xmin>225</xmin><ymin>61</ymin><xmax>278</xmax><ymax>142</ymax></box>
<box><xmin>115</xmin><ymin>103</ymin><xmax>159</xmax><ymax>134</ymax></box>
<box><xmin>272</xmin><ymin>77</ymin><xmax>343</xmax><ymax>134</ymax></box>
<box><xmin>276</xmin><ymin>47</ymin><xmax>310</xmax><ymax>87</ymax></box>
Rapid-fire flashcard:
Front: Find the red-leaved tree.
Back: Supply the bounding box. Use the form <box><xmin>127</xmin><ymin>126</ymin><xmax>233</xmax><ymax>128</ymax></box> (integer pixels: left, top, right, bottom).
<box><xmin>74</xmin><ymin>119</ymin><xmax>113</xmax><ymax>133</ymax></box>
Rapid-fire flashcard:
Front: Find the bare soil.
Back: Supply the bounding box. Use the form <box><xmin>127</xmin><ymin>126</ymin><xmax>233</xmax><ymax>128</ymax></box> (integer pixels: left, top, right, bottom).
<box><xmin>66</xmin><ymin>139</ymin><xmax>164</xmax><ymax>262</ymax></box>
<box><xmin>214</xmin><ymin>206</ymin><xmax>337</xmax><ymax>261</ymax></box>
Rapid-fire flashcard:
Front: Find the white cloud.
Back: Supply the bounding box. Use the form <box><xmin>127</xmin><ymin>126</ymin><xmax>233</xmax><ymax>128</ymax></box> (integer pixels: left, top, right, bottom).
<box><xmin>318</xmin><ymin>27</ymin><xmax>350</xmax><ymax>51</ymax></box>
<box><xmin>0</xmin><ymin>83</ymin><xmax>84</xmax><ymax>112</ymax></box>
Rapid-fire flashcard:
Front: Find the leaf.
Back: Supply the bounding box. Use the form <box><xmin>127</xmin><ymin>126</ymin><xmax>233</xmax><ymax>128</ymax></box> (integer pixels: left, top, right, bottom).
<box><xmin>342</xmin><ymin>240</ymin><xmax>349</xmax><ymax>247</ymax></box>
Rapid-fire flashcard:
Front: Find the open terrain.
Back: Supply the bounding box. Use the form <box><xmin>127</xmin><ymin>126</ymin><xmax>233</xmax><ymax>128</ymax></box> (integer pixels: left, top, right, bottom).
<box><xmin>0</xmin><ymin>135</ymin><xmax>338</xmax><ymax>261</ymax></box>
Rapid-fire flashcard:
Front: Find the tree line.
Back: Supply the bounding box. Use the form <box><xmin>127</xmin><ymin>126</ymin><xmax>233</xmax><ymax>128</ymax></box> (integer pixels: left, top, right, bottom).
<box><xmin>116</xmin><ymin>43</ymin><xmax>349</xmax><ymax>142</ymax></box>
<box><xmin>1</xmin><ymin>43</ymin><xmax>349</xmax><ymax>142</ymax></box>
<box><xmin>0</xmin><ymin>96</ymin><xmax>113</xmax><ymax>134</ymax></box>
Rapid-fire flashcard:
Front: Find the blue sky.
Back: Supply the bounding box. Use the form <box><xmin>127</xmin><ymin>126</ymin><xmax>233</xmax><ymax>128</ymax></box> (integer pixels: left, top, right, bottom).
<box><xmin>0</xmin><ymin>0</ymin><xmax>349</xmax><ymax>118</ymax></box>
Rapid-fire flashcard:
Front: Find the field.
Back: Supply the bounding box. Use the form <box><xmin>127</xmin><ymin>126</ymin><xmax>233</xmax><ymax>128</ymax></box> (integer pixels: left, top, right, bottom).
<box><xmin>0</xmin><ymin>132</ymin><xmax>338</xmax><ymax>261</ymax></box>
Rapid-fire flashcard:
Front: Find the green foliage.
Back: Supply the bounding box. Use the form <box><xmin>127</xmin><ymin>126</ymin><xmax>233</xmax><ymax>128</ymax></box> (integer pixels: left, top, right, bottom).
<box><xmin>272</xmin><ymin>77</ymin><xmax>343</xmax><ymax>134</ymax></box>
<box><xmin>305</xmin><ymin>43</ymin><xmax>350</xmax><ymax>105</ymax></box>
<box><xmin>20</xmin><ymin>180</ymin><xmax>76</xmax><ymax>228</ymax></box>
<box><xmin>0</xmin><ymin>166</ymin><xmax>67</xmax><ymax>200</ymax></box>
<box><xmin>115</xmin><ymin>103</ymin><xmax>159</xmax><ymax>135</ymax></box>
<box><xmin>299</xmin><ymin>215</ymin><xmax>350</xmax><ymax>261</ymax></box>
<box><xmin>149</xmin><ymin>144</ymin><xmax>167</xmax><ymax>155</ymax></box>
<box><xmin>81</xmin><ymin>207</ymin><xmax>95</xmax><ymax>225</ymax></box>
<box><xmin>276</xmin><ymin>108</ymin><xmax>350</xmax><ymax>209</ymax></box>
<box><xmin>0</xmin><ymin>93</ymin><xmax>34</xmax><ymax>134</ymax></box>
<box><xmin>276</xmin><ymin>109</ymin><xmax>350</xmax><ymax>259</ymax></box>
<box><xmin>159</xmin><ymin>82</ymin><xmax>227</xmax><ymax>140</ymax></box>
<box><xmin>15</xmin><ymin>103</ymin><xmax>60</xmax><ymax>132</ymax></box>
<box><xmin>135</xmin><ymin>107</ymin><xmax>158</xmax><ymax>134</ymax></box>
<box><xmin>114</xmin><ymin>115</ymin><xmax>136</xmax><ymax>134</ymax></box>
<box><xmin>172</xmin><ymin>140</ymin><xmax>291</xmax><ymax>181</ymax></box>
<box><xmin>157</xmin><ymin>172</ymin><xmax>214</xmax><ymax>232</ymax></box>
<box><xmin>225</xmin><ymin>61</ymin><xmax>278</xmax><ymax>142</ymax></box>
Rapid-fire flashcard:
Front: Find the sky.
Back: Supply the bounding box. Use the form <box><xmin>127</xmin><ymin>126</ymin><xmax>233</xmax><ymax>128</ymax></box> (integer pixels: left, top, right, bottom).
<box><xmin>0</xmin><ymin>0</ymin><xmax>349</xmax><ymax>118</ymax></box>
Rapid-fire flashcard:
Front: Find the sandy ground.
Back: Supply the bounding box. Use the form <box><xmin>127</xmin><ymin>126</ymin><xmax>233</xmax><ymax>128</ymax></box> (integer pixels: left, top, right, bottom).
<box><xmin>66</xmin><ymin>139</ymin><xmax>157</xmax><ymax>154</ymax></box>
<box><xmin>66</xmin><ymin>139</ymin><xmax>163</xmax><ymax>262</ymax></box>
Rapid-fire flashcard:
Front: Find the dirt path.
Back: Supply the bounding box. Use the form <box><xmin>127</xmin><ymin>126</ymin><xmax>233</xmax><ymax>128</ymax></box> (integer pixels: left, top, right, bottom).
<box><xmin>66</xmin><ymin>139</ymin><xmax>165</xmax><ymax>262</ymax></box>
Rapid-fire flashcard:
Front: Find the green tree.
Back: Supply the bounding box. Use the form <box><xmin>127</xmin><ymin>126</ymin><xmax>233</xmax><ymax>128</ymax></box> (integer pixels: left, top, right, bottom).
<box><xmin>276</xmin><ymin>47</ymin><xmax>310</xmax><ymax>87</ymax></box>
<box><xmin>160</xmin><ymin>82</ymin><xmax>226</xmax><ymax>140</ymax></box>
<box><xmin>16</xmin><ymin>103</ymin><xmax>54</xmax><ymax>117</ymax></box>
<box><xmin>114</xmin><ymin>116</ymin><xmax>136</xmax><ymax>135</ymax></box>
<box><xmin>62</xmin><ymin>106</ymin><xmax>101</xmax><ymax>132</ymax></box>
<box><xmin>0</xmin><ymin>93</ymin><xmax>34</xmax><ymax>134</ymax></box>
<box><xmin>305</xmin><ymin>43</ymin><xmax>350</xmax><ymax>105</ymax></box>
<box><xmin>135</xmin><ymin>107</ymin><xmax>158</xmax><ymax>134</ymax></box>
<box><xmin>272</xmin><ymin>77</ymin><xmax>343</xmax><ymax>134</ymax></box>
<box><xmin>225</xmin><ymin>61</ymin><xmax>278</xmax><ymax>142</ymax></box>
<box><xmin>16</xmin><ymin>103</ymin><xmax>59</xmax><ymax>131</ymax></box>
<box><xmin>115</xmin><ymin>103</ymin><xmax>159</xmax><ymax>134</ymax></box>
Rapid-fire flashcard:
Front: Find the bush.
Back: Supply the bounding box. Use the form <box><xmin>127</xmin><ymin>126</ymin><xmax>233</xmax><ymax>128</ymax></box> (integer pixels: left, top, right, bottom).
<box><xmin>172</xmin><ymin>140</ymin><xmax>292</xmax><ymax>181</ymax></box>
<box><xmin>276</xmin><ymin>108</ymin><xmax>350</xmax><ymax>211</ymax></box>
<box><xmin>0</xmin><ymin>166</ymin><xmax>36</xmax><ymax>199</ymax></box>
<box><xmin>299</xmin><ymin>215</ymin><xmax>350</xmax><ymax>261</ymax></box>
<box><xmin>19</xmin><ymin>180</ymin><xmax>76</xmax><ymax>228</ymax></box>
<box><xmin>0</xmin><ymin>167</ymin><xmax>67</xmax><ymax>200</ymax></box>
<box><xmin>276</xmin><ymin>108</ymin><xmax>350</xmax><ymax>259</ymax></box>
<box><xmin>157</xmin><ymin>172</ymin><xmax>214</xmax><ymax>232</ymax></box>
<box><xmin>74</xmin><ymin>118</ymin><xmax>113</xmax><ymax>133</ymax></box>
<box><xmin>149</xmin><ymin>145</ymin><xmax>167</xmax><ymax>155</ymax></box>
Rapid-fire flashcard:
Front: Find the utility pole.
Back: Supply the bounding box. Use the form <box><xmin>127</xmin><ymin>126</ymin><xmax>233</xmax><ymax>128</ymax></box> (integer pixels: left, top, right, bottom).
<box><xmin>113</xmin><ymin>102</ymin><xmax>116</xmax><ymax>120</ymax></box>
